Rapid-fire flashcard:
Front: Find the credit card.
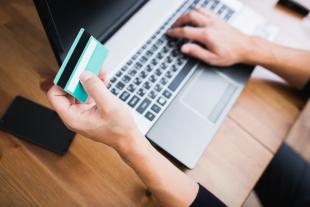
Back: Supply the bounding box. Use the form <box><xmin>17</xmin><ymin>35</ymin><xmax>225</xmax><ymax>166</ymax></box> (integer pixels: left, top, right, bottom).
<box><xmin>54</xmin><ymin>28</ymin><xmax>109</xmax><ymax>103</ymax></box>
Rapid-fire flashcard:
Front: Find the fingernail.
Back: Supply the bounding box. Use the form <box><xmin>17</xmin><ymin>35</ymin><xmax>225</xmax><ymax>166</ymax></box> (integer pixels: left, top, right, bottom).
<box><xmin>167</xmin><ymin>29</ymin><xmax>172</xmax><ymax>35</ymax></box>
<box><xmin>80</xmin><ymin>71</ymin><xmax>93</xmax><ymax>82</ymax></box>
<box><xmin>181</xmin><ymin>45</ymin><xmax>189</xmax><ymax>53</ymax></box>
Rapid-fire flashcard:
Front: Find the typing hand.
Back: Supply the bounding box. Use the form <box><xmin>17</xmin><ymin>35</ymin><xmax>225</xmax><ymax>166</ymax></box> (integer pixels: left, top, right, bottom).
<box><xmin>47</xmin><ymin>70</ymin><xmax>141</xmax><ymax>150</ymax></box>
<box><xmin>167</xmin><ymin>8</ymin><xmax>252</xmax><ymax>66</ymax></box>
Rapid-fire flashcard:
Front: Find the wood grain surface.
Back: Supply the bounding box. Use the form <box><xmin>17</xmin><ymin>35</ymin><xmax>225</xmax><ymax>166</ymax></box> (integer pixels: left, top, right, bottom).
<box><xmin>0</xmin><ymin>0</ymin><xmax>309</xmax><ymax>206</ymax></box>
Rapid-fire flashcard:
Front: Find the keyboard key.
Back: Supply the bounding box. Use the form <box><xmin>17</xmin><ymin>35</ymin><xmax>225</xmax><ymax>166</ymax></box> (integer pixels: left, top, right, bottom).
<box><xmin>146</xmin><ymin>65</ymin><xmax>153</xmax><ymax>72</ymax></box>
<box><xmin>139</xmin><ymin>71</ymin><xmax>148</xmax><ymax>79</ymax></box>
<box><xmin>133</xmin><ymin>77</ymin><xmax>142</xmax><ymax>86</ymax></box>
<box><xmin>172</xmin><ymin>50</ymin><xmax>178</xmax><ymax>57</ymax></box>
<box><xmin>160</xmin><ymin>77</ymin><xmax>168</xmax><ymax>85</ymax></box>
<box><xmin>156</xmin><ymin>38</ymin><xmax>164</xmax><ymax>46</ymax></box>
<box><xmin>177</xmin><ymin>58</ymin><xmax>184</xmax><ymax>66</ymax></box>
<box><xmin>145</xmin><ymin>111</ymin><xmax>155</xmax><ymax>121</ymax></box>
<box><xmin>107</xmin><ymin>83</ymin><xmax>112</xmax><ymax>89</ymax></box>
<box><xmin>137</xmin><ymin>49</ymin><xmax>143</xmax><ymax>55</ymax></box>
<box><xmin>156</xmin><ymin>53</ymin><xmax>163</xmax><ymax>60</ymax></box>
<box><xmin>127</xmin><ymin>84</ymin><xmax>137</xmax><ymax>93</ymax></box>
<box><xmin>116</xmin><ymin>71</ymin><xmax>123</xmax><ymax>77</ymax></box>
<box><xmin>166</xmin><ymin>56</ymin><xmax>173</xmax><ymax>63</ymax></box>
<box><xmin>163</xmin><ymin>46</ymin><xmax>169</xmax><ymax>54</ymax></box>
<box><xmin>163</xmin><ymin>90</ymin><xmax>172</xmax><ymax>99</ymax></box>
<box><xmin>157</xmin><ymin>97</ymin><xmax>167</xmax><ymax>106</ymax></box>
<box><xmin>121</xmin><ymin>65</ymin><xmax>128</xmax><ymax>72</ymax></box>
<box><xmin>151</xmin><ymin>59</ymin><xmax>158</xmax><ymax>66</ymax></box>
<box><xmin>135</xmin><ymin>62</ymin><xmax>143</xmax><ymax>70</ymax></box>
<box><xmin>171</xmin><ymin>65</ymin><xmax>178</xmax><ymax>72</ymax></box>
<box><xmin>146</xmin><ymin>50</ymin><xmax>153</xmax><ymax>58</ymax></box>
<box><xmin>151</xmin><ymin>104</ymin><xmax>161</xmax><ymax>114</ymax></box>
<box><xmin>116</xmin><ymin>81</ymin><xmax>125</xmax><ymax>90</ymax></box>
<box><xmin>160</xmin><ymin>63</ymin><xmax>168</xmax><ymax>70</ymax></box>
<box><xmin>168</xmin><ymin>39</ymin><xmax>176</xmax><ymax>48</ymax></box>
<box><xmin>211</xmin><ymin>0</ymin><xmax>219</xmax><ymax>10</ymax></box>
<box><xmin>137</xmin><ymin>88</ymin><xmax>146</xmax><ymax>97</ymax></box>
<box><xmin>224</xmin><ymin>10</ymin><xmax>234</xmax><ymax>21</ymax></box>
<box><xmin>168</xmin><ymin>59</ymin><xmax>196</xmax><ymax>92</ymax></box>
<box><xmin>136</xmin><ymin>98</ymin><xmax>152</xmax><ymax>114</ymax></box>
<box><xmin>110</xmin><ymin>77</ymin><xmax>117</xmax><ymax>83</ymax></box>
<box><xmin>150</xmin><ymin>45</ymin><xmax>158</xmax><ymax>53</ymax></box>
<box><xmin>154</xmin><ymin>84</ymin><xmax>163</xmax><ymax>92</ymax></box>
<box><xmin>122</xmin><ymin>75</ymin><xmax>131</xmax><ymax>83</ymax></box>
<box><xmin>149</xmin><ymin>75</ymin><xmax>157</xmax><ymax>83</ymax></box>
<box><xmin>155</xmin><ymin>69</ymin><xmax>162</xmax><ymax>76</ymax></box>
<box><xmin>111</xmin><ymin>88</ymin><xmax>120</xmax><ymax>96</ymax></box>
<box><xmin>148</xmin><ymin>90</ymin><xmax>157</xmax><ymax>99</ymax></box>
<box><xmin>143</xmin><ymin>81</ymin><xmax>152</xmax><ymax>90</ymax></box>
<box><xmin>127</xmin><ymin>59</ymin><xmax>133</xmax><ymax>66</ymax></box>
<box><xmin>132</xmin><ymin>53</ymin><xmax>138</xmax><ymax>60</ymax></box>
<box><xmin>218</xmin><ymin>5</ymin><xmax>226</xmax><ymax>15</ymax></box>
<box><xmin>120</xmin><ymin>91</ymin><xmax>130</xmax><ymax>101</ymax></box>
<box><xmin>165</xmin><ymin>71</ymin><xmax>173</xmax><ymax>79</ymax></box>
<box><xmin>142</xmin><ymin>44</ymin><xmax>148</xmax><ymax>49</ymax></box>
<box><xmin>128</xmin><ymin>95</ymin><xmax>140</xmax><ymax>108</ymax></box>
<box><xmin>176</xmin><ymin>38</ymin><xmax>187</xmax><ymax>47</ymax></box>
<box><xmin>129</xmin><ymin>69</ymin><xmax>137</xmax><ymax>76</ymax></box>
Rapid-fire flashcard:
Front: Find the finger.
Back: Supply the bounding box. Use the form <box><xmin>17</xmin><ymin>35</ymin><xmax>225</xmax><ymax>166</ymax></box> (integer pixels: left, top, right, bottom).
<box><xmin>181</xmin><ymin>43</ymin><xmax>217</xmax><ymax>64</ymax></box>
<box><xmin>99</xmin><ymin>69</ymin><xmax>106</xmax><ymax>80</ymax></box>
<box><xmin>98</xmin><ymin>69</ymin><xmax>110</xmax><ymax>86</ymax></box>
<box><xmin>195</xmin><ymin>7</ymin><xmax>217</xmax><ymax>18</ymax></box>
<box><xmin>80</xmin><ymin>71</ymin><xmax>115</xmax><ymax>110</ymax></box>
<box><xmin>47</xmin><ymin>85</ymin><xmax>72</xmax><ymax>116</ymax></box>
<box><xmin>172</xmin><ymin>10</ymin><xmax>208</xmax><ymax>28</ymax></box>
<box><xmin>167</xmin><ymin>26</ymin><xmax>205</xmax><ymax>43</ymax></box>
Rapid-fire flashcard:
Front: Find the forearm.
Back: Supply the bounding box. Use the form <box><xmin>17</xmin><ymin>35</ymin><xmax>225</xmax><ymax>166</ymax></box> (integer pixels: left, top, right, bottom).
<box><xmin>115</xmin><ymin>133</ymin><xmax>198</xmax><ymax>207</ymax></box>
<box><xmin>244</xmin><ymin>37</ymin><xmax>310</xmax><ymax>89</ymax></box>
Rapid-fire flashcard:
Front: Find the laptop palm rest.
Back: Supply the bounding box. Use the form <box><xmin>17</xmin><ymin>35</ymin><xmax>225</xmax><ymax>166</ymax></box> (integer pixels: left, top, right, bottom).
<box><xmin>147</xmin><ymin>65</ymin><xmax>243</xmax><ymax>169</ymax></box>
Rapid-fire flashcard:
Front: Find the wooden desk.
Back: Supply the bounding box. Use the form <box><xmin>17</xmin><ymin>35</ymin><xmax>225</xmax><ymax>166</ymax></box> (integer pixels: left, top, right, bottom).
<box><xmin>0</xmin><ymin>0</ymin><xmax>309</xmax><ymax>206</ymax></box>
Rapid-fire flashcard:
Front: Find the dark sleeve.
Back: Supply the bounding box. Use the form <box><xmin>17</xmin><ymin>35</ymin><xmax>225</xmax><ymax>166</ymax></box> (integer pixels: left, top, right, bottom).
<box><xmin>301</xmin><ymin>80</ymin><xmax>310</xmax><ymax>100</ymax></box>
<box><xmin>190</xmin><ymin>184</ymin><xmax>226</xmax><ymax>207</ymax></box>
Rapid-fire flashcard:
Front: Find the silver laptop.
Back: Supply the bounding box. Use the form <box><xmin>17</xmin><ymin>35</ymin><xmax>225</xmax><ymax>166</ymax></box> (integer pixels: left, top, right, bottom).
<box><xmin>102</xmin><ymin>0</ymin><xmax>277</xmax><ymax>169</ymax></box>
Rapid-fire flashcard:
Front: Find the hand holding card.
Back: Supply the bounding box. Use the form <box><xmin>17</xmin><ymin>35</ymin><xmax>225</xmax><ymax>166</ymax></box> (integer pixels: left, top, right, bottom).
<box><xmin>54</xmin><ymin>28</ymin><xmax>109</xmax><ymax>103</ymax></box>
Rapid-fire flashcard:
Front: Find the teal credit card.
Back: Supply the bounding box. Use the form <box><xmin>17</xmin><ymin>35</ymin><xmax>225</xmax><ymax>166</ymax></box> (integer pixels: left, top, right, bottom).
<box><xmin>54</xmin><ymin>28</ymin><xmax>109</xmax><ymax>103</ymax></box>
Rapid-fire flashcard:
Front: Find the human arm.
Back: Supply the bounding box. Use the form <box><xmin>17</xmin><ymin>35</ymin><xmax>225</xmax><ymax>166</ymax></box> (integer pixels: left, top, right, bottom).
<box><xmin>167</xmin><ymin>8</ymin><xmax>310</xmax><ymax>89</ymax></box>
<box><xmin>47</xmin><ymin>71</ymin><xmax>199</xmax><ymax>207</ymax></box>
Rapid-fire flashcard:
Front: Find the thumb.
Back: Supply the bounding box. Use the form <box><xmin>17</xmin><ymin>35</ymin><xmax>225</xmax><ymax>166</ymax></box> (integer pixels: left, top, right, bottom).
<box><xmin>80</xmin><ymin>71</ymin><xmax>113</xmax><ymax>108</ymax></box>
<box><xmin>181</xmin><ymin>43</ymin><xmax>217</xmax><ymax>65</ymax></box>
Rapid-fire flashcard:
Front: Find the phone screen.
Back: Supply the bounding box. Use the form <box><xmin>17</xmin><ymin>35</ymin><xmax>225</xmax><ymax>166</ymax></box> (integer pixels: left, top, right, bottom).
<box><xmin>0</xmin><ymin>96</ymin><xmax>75</xmax><ymax>154</ymax></box>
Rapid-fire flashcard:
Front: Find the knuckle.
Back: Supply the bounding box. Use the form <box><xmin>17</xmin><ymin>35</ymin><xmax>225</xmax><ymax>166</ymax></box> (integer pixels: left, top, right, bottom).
<box><xmin>207</xmin><ymin>57</ymin><xmax>218</xmax><ymax>65</ymax></box>
<box><xmin>67</xmin><ymin>121</ymin><xmax>80</xmax><ymax>131</ymax></box>
<box><xmin>180</xmin><ymin>27</ymin><xmax>187</xmax><ymax>35</ymax></box>
<box><xmin>66</xmin><ymin>124</ymin><xmax>75</xmax><ymax>132</ymax></box>
<box><xmin>202</xmin><ymin>30</ymin><xmax>209</xmax><ymax>40</ymax></box>
<box><xmin>182</xmin><ymin>26</ymin><xmax>192</xmax><ymax>36</ymax></box>
<box><xmin>104</xmin><ymin>105</ymin><xmax>117</xmax><ymax>116</ymax></box>
<box><xmin>84</xmin><ymin>76</ymin><xmax>98</xmax><ymax>87</ymax></box>
<box><xmin>65</xmin><ymin>116</ymin><xmax>83</xmax><ymax>131</ymax></box>
<box><xmin>188</xmin><ymin>11</ymin><xmax>196</xmax><ymax>21</ymax></box>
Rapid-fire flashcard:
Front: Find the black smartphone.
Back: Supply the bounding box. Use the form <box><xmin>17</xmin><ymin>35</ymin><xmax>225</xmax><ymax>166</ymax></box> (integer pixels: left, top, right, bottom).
<box><xmin>278</xmin><ymin>0</ymin><xmax>309</xmax><ymax>17</ymax></box>
<box><xmin>0</xmin><ymin>96</ymin><xmax>75</xmax><ymax>154</ymax></box>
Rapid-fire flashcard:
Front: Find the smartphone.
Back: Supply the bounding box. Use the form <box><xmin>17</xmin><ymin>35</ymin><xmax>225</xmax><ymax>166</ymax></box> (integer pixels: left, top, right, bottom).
<box><xmin>278</xmin><ymin>0</ymin><xmax>309</xmax><ymax>17</ymax></box>
<box><xmin>0</xmin><ymin>96</ymin><xmax>75</xmax><ymax>154</ymax></box>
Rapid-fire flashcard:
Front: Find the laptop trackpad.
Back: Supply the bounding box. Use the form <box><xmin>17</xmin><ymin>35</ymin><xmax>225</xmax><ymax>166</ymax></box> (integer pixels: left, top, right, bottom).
<box><xmin>181</xmin><ymin>68</ymin><xmax>237</xmax><ymax>123</ymax></box>
<box><xmin>147</xmin><ymin>67</ymin><xmax>239</xmax><ymax>168</ymax></box>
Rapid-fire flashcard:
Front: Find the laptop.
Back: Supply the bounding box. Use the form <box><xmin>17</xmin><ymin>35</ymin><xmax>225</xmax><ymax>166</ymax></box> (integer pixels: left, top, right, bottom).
<box><xmin>33</xmin><ymin>0</ymin><xmax>277</xmax><ymax>169</ymax></box>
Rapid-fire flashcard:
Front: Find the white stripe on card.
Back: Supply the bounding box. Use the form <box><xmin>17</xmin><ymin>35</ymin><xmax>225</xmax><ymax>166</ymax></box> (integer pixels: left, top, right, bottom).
<box><xmin>67</xmin><ymin>38</ymin><xmax>98</xmax><ymax>93</ymax></box>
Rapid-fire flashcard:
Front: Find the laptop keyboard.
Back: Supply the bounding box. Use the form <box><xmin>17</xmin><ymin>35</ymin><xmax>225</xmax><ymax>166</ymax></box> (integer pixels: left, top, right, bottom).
<box><xmin>107</xmin><ymin>0</ymin><xmax>235</xmax><ymax>122</ymax></box>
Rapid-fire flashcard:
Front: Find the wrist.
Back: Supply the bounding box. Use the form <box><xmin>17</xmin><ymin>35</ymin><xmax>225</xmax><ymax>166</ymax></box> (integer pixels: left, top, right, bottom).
<box><xmin>114</xmin><ymin>129</ymin><xmax>149</xmax><ymax>160</ymax></box>
<box><xmin>241</xmin><ymin>36</ymin><xmax>271</xmax><ymax>65</ymax></box>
